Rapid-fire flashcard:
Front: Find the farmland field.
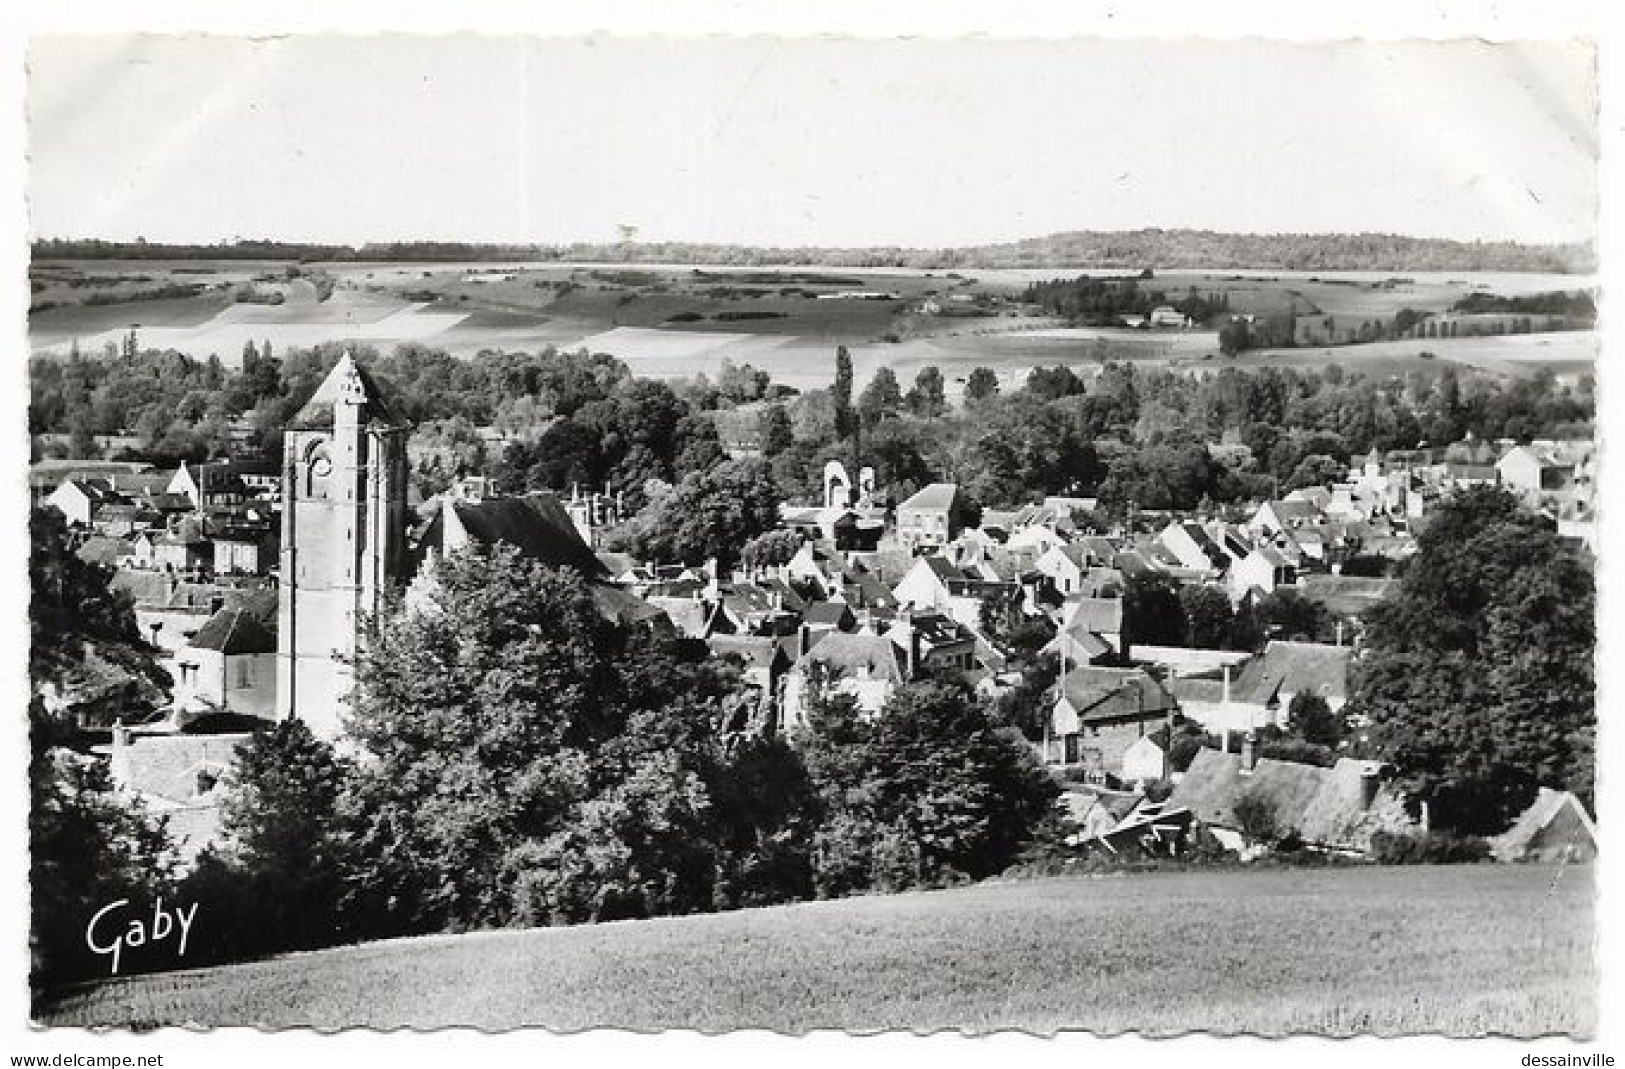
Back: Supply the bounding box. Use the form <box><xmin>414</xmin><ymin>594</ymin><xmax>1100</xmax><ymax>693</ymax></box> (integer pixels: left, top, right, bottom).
<box><xmin>38</xmin><ymin>865</ymin><xmax>1595</xmax><ymax>1035</ymax></box>
<box><xmin>27</xmin><ymin>260</ymin><xmax>1597</xmax><ymax>393</ymax></box>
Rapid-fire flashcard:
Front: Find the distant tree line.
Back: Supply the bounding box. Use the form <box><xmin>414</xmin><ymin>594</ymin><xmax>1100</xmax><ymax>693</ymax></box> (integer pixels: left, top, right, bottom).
<box><xmin>1449</xmin><ymin>290</ymin><xmax>1597</xmax><ymax>319</ymax></box>
<box><xmin>32</xmin><ymin>228</ymin><xmax>1595</xmax><ymax>272</ymax></box>
<box><xmin>1023</xmin><ymin>276</ymin><xmax>1232</xmax><ymax>326</ymax></box>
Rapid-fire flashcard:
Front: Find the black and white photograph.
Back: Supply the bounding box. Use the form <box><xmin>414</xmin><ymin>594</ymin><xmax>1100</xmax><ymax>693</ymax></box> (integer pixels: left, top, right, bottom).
<box><xmin>4</xmin><ymin>3</ymin><xmax>1614</xmax><ymax>1060</ymax></box>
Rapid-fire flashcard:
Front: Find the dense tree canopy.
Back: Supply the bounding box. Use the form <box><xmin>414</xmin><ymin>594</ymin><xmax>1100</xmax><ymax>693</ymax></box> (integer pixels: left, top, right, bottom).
<box><xmin>1349</xmin><ymin>488</ymin><xmax>1594</xmax><ymax>833</ymax></box>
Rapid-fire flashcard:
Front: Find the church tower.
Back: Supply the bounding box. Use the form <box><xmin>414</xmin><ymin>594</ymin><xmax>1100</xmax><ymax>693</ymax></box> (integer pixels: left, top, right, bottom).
<box><xmin>275</xmin><ymin>351</ymin><xmax>411</xmax><ymax>738</ymax></box>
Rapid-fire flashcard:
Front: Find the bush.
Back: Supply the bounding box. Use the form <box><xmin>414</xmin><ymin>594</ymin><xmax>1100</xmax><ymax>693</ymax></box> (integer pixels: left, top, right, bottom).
<box><xmin>1369</xmin><ymin>829</ymin><xmax>1491</xmax><ymax>865</ymax></box>
<box><xmin>1259</xmin><ymin>739</ymin><xmax>1339</xmax><ymax>768</ymax></box>
<box><xmin>1231</xmin><ymin>788</ymin><xmax>1280</xmax><ymax>847</ymax></box>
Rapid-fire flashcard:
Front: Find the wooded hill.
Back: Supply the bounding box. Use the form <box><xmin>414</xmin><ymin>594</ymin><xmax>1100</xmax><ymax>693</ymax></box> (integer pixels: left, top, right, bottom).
<box><xmin>31</xmin><ymin>229</ymin><xmax>1594</xmax><ymax>273</ymax></box>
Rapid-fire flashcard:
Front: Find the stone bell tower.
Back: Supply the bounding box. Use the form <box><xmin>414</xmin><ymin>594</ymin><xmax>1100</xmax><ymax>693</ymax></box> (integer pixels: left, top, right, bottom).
<box><xmin>275</xmin><ymin>351</ymin><xmax>411</xmax><ymax>738</ymax></box>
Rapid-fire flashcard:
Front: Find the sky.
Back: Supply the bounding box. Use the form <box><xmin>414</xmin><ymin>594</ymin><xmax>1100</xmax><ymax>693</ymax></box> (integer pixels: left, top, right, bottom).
<box><xmin>25</xmin><ymin>34</ymin><xmax>1599</xmax><ymax>248</ymax></box>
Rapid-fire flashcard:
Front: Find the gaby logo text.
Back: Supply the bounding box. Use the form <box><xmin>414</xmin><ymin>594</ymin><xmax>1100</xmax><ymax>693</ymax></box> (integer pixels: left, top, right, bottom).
<box><xmin>84</xmin><ymin>898</ymin><xmax>199</xmax><ymax>976</ymax></box>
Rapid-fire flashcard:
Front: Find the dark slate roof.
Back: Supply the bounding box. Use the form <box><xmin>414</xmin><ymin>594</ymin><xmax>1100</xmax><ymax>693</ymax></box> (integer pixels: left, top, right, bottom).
<box><xmin>423</xmin><ymin>493</ymin><xmax>606</xmax><ymax>578</ymax></box>
<box><xmin>1060</xmin><ymin>666</ymin><xmax>1178</xmax><ymax>724</ymax></box>
<box><xmin>1232</xmin><ymin>640</ymin><xmax>1352</xmax><ymax>705</ymax></box>
<box><xmin>187</xmin><ymin>607</ymin><xmax>277</xmax><ymax>655</ymax></box>
<box><xmin>289</xmin><ymin>352</ymin><xmax>411</xmax><ymax>432</ymax></box>
<box><xmin>223</xmin><ymin>587</ymin><xmax>279</xmax><ymax>624</ymax></box>
<box><xmin>803</xmin><ymin>601</ymin><xmax>856</xmax><ymax>628</ymax></box>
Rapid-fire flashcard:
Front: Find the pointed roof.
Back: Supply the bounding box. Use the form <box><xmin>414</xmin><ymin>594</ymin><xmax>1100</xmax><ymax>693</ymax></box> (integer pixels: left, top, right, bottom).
<box><xmin>289</xmin><ymin>351</ymin><xmax>411</xmax><ymax>432</ymax></box>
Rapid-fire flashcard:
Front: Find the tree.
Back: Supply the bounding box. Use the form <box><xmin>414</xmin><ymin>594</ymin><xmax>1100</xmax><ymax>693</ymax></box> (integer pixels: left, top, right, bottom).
<box><xmin>1231</xmin><ymin>787</ymin><xmax>1281</xmax><ymax>847</ymax></box>
<box><xmin>30</xmin><ymin>709</ymin><xmax>177</xmax><ymax>989</ymax></box>
<box><xmin>1283</xmin><ymin>453</ymin><xmax>1345</xmax><ymax>492</ymax></box>
<box><xmin>1025</xmin><ymin>365</ymin><xmax>1085</xmax><ymax>402</ymax></box>
<box><xmin>758</xmin><ymin>403</ymin><xmax>794</xmax><ymax>457</ymax></box>
<box><xmin>1285</xmin><ymin>692</ymin><xmax>1344</xmax><ymax>748</ymax></box>
<box><xmin>904</xmin><ymin>365</ymin><xmax>947</xmax><ymax>418</ymax></box>
<box><xmin>740</xmin><ymin>528</ymin><xmax>804</xmax><ymax>575</ymax></box>
<box><xmin>1349</xmin><ymin>488</ymin><xmax>1594</xmax><ymax>833</ymax></box>
<box><xmin>1178</xmin><ymin>584</ymin><xmax>1233</xmax><ymax>649</ymax></box>
<box><xmin>832</xmin><ymin>346</ymin><xmax>857</xmax><ymax>443</ymax></box>
<box><xmin>346</xmin><ymin>545</ymin><xmax>766</xmax><ymax>933</ymax></box>
<box><xmin>964</xmin><ymin>367</ymin><xmax>1000</xmax><ymax>406</ymax></box>
<box><xmin>857</xmin><ymin>367</ymin><xmax>903</xmax><ymax>429</ymax></box>
<box><xmin>1123</xmin><ymin>573</ymin><xmax>1187</xmax><ymax>649</ymax></box>
<box><xmin>1254</xmin><ymin>587</ymin><xmax>1332</xmax><ymax>644</ymax></box>
<box><xmin>205</xmin><ymin>721</ymin><xmax>356</xmax><ymax>952</ymax></box>
<box><xmin>635</xmin><ymin>457</ymin><xmax>783</xmax><ymax>571</ymax></box>
<box><xmin>799</xmin><ymin>681</ymin><xmax>1057</xmax><ymax>888</ymax></box>
<box><xmin>30</xmin><ymin>507</ymin><xmax>168</xmax><ymax>726</ymax></box>
<box><xmin>1218</xmin><ymin>318</ymin><xmax>1252</xmax><ymax>356</ymax></box>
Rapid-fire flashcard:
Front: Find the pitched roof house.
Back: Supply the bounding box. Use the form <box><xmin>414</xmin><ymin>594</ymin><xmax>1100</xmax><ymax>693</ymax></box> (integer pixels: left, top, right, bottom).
<box><xmin>1168</xmin><ymin>746</ymin><xmax>1415</xmax><ymax>856</ymax></box>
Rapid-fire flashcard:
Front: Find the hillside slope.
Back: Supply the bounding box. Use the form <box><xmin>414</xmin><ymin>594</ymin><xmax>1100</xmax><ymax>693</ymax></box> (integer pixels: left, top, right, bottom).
<box><xmin>40</xmin><ymin>866</ymin><xmax>1596</xmax><ymax>1035</ymax></box>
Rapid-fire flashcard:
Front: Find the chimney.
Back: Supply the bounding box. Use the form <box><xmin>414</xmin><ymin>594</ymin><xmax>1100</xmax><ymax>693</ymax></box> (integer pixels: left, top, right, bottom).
<box><xmin>1222</xmin><ymin>663</ymin><xmax>1232</xmax><ymax>706</ymax></box>
<box><xmin>1241</xmin><ymin>729</ymin><xmax>1258</xmax><ymax>772</ymax></box>
<box><xmin>899</xmin><ymin>616</ymin><xmax>919</xmax><ymax>678</ymax></box>
<box><xmin>1359</xmin><ymin>765</ymin><xmax>1380</xmax><ymax>809</ymax></box>
<box><xmin>798</xmin><ymin>623</ymin><xmax>811</xmax><ymax>659</ymax></box>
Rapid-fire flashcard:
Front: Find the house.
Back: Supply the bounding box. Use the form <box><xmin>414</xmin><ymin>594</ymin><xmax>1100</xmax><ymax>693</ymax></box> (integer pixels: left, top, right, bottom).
<box><xmin>152</xmin><ymin>526</ymin><xmax>212</xmax><ymax>573</ymax></box>
<box><xmin>409</xmin><ymin>492</ymin><xmax>608</xmax><ymax>579</ymax></box>
<box><xmin>169</xmin><ymin>460</ymin><xmax>250</xmax><ymax>510</ymax></box>
<box><xmin>1248</xmin><ymin>499</ymin><xmax>1322</xmax><ymax>537</ymax></box>
<box><xmin>895</xmin><ymin>482</ymin><xmax>965</xmax><ymax>552</ymax></box>
<box><xmin>1158</xmin><ymin>522</ymin><xmax>1229</xmax><ymax>573</ymax></box>
<box><xmin>107</xmin><ymin>723</ymin><xmax>256</xmax><ymax>861</ymax></box>
<box><xmin>74</xmin><ymin>534</ymin><xmax>132</xmax><ymax>569</ymax></box>
<box><xmin>892</xmin><ymin>555</ymin><xmax>965</xmax><ymax>613</ymax></box>
<box><xmin>711</xmin><ymin>585</ymin><xmax>799</xmax><ymax>637</ymax></box>
<box><xmin>91</xmin><ymin>502</ymin><xmax>162</xmax><ymax>537</ymax></box>
<box><xmin>1033</xmin><ymin>543</ymin><xmax>1103</xmax><ymax>596</ymax></box>
<box><xmin>45</xmin><ymin>477</ymin><xmax>123</xmax><ymax>527</ymax></box>
<box><xmin>1148</xmin><ymin>305</ymin><xmax>1191</xmax><ymax>329</ymax></box>
<box><xmin>1229</xmin><ymin>640</ymin><xmax>1354</xmax><ymax>726</ymax></box>
<box><xmin>1490</xmin><ymin>788</ymin><xmax>1597</xmax><ymax>863</ymax></box>
<box><xmin>780</xmin><ymin>631</ymin><xmax>908</xmax><ymax>731</ymax></box>
<box><xmin>802</xmin><ymin>600</ymin><xmax>857</xmax><ymax>636</ymax></box>
<box><xmin>1047</xmin><ymin>596</ymin><xmax>1126</xmax><ymax>665</ymax></box>
<box><xmin>1168</xmin><ymin>745</ymin><xmax>1416</xmax><ymax>856</ymax></box>
<box><xmin>707</xmin><ymin>634</ymin><xmax>793</xmax><ymax>732</ymax></box>
<box><xmin>211</xmin><ymin>525</ymin><xmax>278</xmax><ymax>576</ymax></box>
<box><xmin>1046</xmin><ymin>666</ymin><xmax>1179</xmax><ymax>780</ymax></box>
<box><xmin>172</xmin><ymin>607</ymin><xmax>278</xmax><ymax>719</ymax></box>
<box><xmin>1227</xmin><ymin>546</ymin><xmax>1296</xmax><ymax>602</ymax></box>
<box><xmin>886</xmin><ymin>611</ymin><xmax>977</xmax><ymax>675</ymax></box>
<box><xmin>1121</xmin><ymin>736</ymin><xmax>1168</xmax><ymax>784</ymax></box>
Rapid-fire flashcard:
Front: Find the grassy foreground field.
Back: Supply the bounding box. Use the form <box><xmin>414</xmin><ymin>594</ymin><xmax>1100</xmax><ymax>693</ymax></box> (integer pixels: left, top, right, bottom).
<box><xmin>40</xmin><ymin>865</ymin><xmax>1595</xmax><ymax>1035</ymax></box>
